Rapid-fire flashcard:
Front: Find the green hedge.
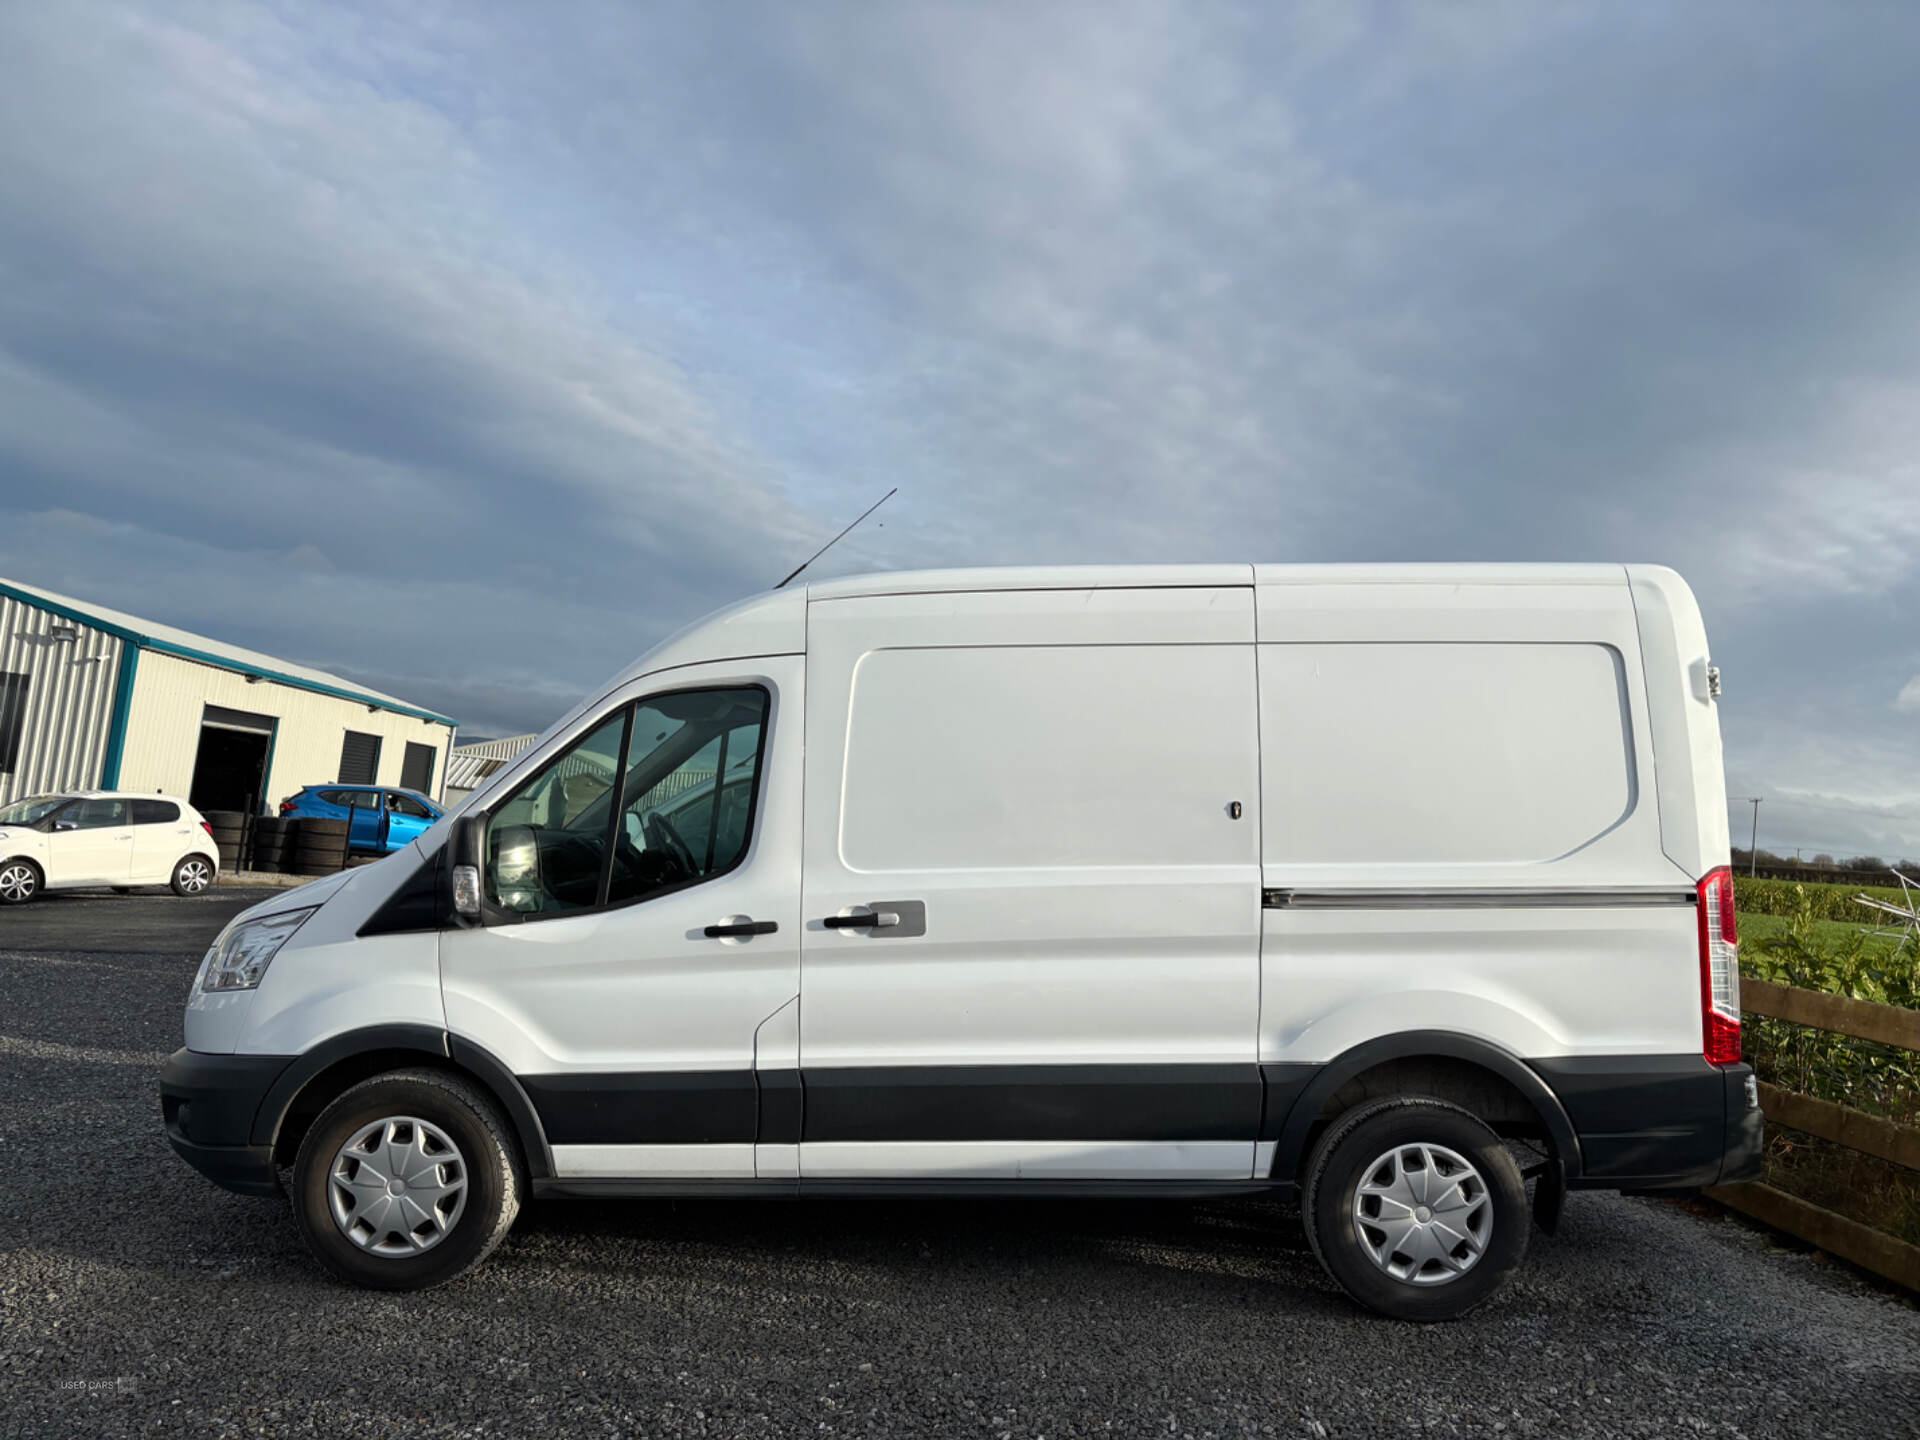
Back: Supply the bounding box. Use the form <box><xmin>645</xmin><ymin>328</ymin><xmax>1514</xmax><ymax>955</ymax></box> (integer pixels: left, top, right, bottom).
<box><xmin>1733</xmin><ymin>875</ymin><xmax>1915</xmax><ymax>922</ymax></box>
<box><xmin>1738</xmin><ymin>891</ymin><xmax>1918</xmax><ymax>1122</ymax></box>
<box><xmin>1737</xmin><ymin>892</ymin><xmax>1920</xmax><ymax>1244</ymax></box>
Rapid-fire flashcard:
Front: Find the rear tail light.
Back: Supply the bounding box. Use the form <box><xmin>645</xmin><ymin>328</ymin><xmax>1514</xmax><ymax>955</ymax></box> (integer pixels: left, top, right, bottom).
<box><xmin>1697</xmin><ymin>865</ymin><xmax>1742</xmax><ymax>1065</ymax></box>
<box><xmin>200</xmin><ymin>821</ymin><xmax>214</xmax><ymax>839</ymax></box>
<box><xmin>278</xmin><ymin>800</ymin><xmax>294</xmax><ymax>815</ymax></box>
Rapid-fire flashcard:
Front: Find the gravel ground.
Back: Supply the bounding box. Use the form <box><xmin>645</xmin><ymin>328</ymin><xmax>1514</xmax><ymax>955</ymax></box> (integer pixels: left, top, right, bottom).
<box><xmin>2</xmin><ymin>893</ymin><xmax>1916</xmax><ymax>1438</ymax></box>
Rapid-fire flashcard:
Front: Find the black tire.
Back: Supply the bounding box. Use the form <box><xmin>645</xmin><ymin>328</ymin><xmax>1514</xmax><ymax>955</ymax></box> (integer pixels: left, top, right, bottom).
<box><xmin>0</xmin><ymin>857</ymin><xmax>41</xmax><ymax>905</ymax></box>
<box><xmin>1302</xmin><ymin>1097</ymin><xmax>1528</xmax><ymax>1321</ymax></box>
<box><xmin>247</xmin><ymin>817</ymin><xmax>289</xmax><ymax>869</ymax></box>
<box><xmin>170</xmin><ymin>855</ymin><xmax>217</xmax><ymax>897</ymax></box>
<box><xmin>292</xmin><ymin>1068</ymin><xmax>522</xmax><ymax>1291</ymax></box>
<box><xmin>290</xmin><ymin>848</ymin><xmax>343</xmax><ymax>874</ymax></box>
<box><xmin>297</xmin><ymin>818</ymin><xmax>350</xmax><ymax>837</ymax></box>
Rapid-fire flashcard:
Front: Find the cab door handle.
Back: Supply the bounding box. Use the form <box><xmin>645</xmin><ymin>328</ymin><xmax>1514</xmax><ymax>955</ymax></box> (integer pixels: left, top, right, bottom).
<box><xmin>703</xmin><ymin>919</ymin><xmax>778</xmax><ymax>938</ymax></box>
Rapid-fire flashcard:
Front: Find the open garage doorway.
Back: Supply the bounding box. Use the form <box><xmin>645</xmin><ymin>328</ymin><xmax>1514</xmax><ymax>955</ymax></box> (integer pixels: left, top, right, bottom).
<box><xmin>188</xmin><ymin>705</ymin><xmax>276</xmax><ymax>815</ymax></box>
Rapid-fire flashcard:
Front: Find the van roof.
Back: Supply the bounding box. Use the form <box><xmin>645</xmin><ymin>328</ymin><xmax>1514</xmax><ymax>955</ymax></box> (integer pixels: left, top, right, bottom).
<box><xmin>617</xmin><ymin>561</ymin><xmax>1638</xmax><ymax>682</ymax></box>
<box><xmin>803</xmin><ymin>562</ymin><xmax>1630</xmax><ymax>600</ymax></box>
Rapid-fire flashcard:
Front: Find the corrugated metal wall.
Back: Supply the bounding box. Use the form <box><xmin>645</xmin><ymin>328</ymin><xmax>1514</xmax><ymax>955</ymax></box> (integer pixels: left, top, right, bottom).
<box><xmin>445</xmin><ymin>733</ymin><xmax>536</xmax><ymax>793</ymax></box>
<box><xmin>0</xmin><ymin>594</ymin><xmax>123</xmax><ymax>805</ymax></box>
<box><xmin>118</xmin><ymin>651</ymin><xmax>454</xmax><ymax>809</ymax></box>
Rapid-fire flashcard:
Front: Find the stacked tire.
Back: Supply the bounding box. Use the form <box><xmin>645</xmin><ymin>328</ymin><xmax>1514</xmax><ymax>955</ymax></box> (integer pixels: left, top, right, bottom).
<box><xmin>202</xmin><ymin>811</ymin><xmax>246</xmax><ymax>871</ymax></box>
<box><xmin>288</xmin><ymin>817</ymin><xmax>350</xmax><ymax>875</ymax></box>
<box><xmin>247</xmin><ymin>815</ymin><xmax>293</xmax><ymax>874</ymax></box>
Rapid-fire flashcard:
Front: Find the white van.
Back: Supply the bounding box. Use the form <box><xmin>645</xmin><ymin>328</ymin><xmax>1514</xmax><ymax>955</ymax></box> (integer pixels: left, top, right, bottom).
<box><xmin>160</xmin><ymin>564</ymin><xmax>1761</xmax><ymax>1319</ymax></box>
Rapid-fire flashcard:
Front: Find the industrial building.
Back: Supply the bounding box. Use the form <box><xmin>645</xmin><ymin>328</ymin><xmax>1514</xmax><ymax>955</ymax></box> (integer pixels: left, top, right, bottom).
<box><xmin>443</xmin><ymin>732</ymin><xmax>537</xmax><ymax>807</ymax></box>
<box><xmin>0</xmin><ymin>576</ymin><xmax>456</xmax><ymax>813</ymax></box>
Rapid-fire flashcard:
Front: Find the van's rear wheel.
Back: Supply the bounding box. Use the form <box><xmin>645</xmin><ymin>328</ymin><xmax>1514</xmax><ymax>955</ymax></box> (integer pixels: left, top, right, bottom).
<box><xmin>291</xmin><ymin>1069</ymin><xmax>521</xmax><ymax>1290</ymax></box>
<box><xmin>1302</xmin><ymin>1097</ymin><xmax>1527</xmax><ymax>1321</ymax></box>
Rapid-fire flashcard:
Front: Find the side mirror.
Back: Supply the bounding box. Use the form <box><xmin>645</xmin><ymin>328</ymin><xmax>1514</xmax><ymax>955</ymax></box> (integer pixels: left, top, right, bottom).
<box><xmin>491</xmin><ymin>824</ymin><xmax>543</xmax><ymax>913</ymax></box>
<box><xmin>449</xmin><ymin>813</ymin><xmax>486</xmax><ymax>925</ymax></box>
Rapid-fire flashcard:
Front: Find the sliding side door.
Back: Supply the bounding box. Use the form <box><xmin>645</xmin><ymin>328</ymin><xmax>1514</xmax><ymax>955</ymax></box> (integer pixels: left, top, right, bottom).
<box><xmin>798</xmin><ymin>585</ymin><xmax>1264</xmax><ymax>1181</ymax></box>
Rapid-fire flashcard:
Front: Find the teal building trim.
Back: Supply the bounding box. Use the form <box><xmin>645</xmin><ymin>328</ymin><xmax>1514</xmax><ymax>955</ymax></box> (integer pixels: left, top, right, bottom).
<box><xmin>99</xmin><ymin>643</ymin><xmax>140</xmax><ymax>790</ymax></box>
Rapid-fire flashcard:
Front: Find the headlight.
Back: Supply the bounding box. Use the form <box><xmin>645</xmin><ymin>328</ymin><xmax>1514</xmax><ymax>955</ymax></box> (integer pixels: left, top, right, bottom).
<box><xmin>192</xmin><ymin>908</ymin><xmax>317</xmax><ymax>994</ymax></box>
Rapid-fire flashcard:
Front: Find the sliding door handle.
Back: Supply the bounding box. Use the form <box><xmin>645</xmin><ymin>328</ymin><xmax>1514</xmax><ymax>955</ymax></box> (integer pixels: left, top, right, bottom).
<box><xmin>703</xmin><ymin>918</ymin><xmax>778</xmax><ymax>938</ymax></box>
<box><xmin>820</xmin><ymin>901</ymin><xmax>924</xmax><ymax>936</ymax></box>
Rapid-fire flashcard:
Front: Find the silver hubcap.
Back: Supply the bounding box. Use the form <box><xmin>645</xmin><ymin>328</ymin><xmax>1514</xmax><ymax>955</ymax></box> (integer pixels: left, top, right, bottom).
<box><xmin>328</xmin><ymin>1116</ymin><xmax>468</xmax><ymax>1257</ymax></box>
<box><xmin>178</xmin><ymin>860</ymin><xmax>211</xmax><ymax>893</ymax></box>
<box><xmin>1351</xmin><ymin>1142</ymin><xmax>1493</xmax><ymax>1286</ymax></box>
<box><xmin>0</xmin><ymin>863</ymin><xmax>35</xmax><ymax>901</ymax></box>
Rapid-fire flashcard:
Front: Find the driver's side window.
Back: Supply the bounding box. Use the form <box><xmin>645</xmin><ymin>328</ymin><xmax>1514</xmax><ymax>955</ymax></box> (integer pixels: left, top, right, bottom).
<box><xmin>607</xmin><ymin>689</ymin><xmax>767</xmax><ymax>906</ymax></box>
<box><xmin>482</xmin><ymin>686</ymin><xmax>769</xmax><ymax>919</ymax></box>
<box><xmin>486</xmin><ymin>710</ymin><xmax>629</xmax><ymax>915</ymax></box>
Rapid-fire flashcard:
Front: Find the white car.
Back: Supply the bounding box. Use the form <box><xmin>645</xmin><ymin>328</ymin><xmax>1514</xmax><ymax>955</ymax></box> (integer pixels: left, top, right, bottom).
<box><xmin>0</xmin><ymin>791</ymin><xmax>220</xmax><ymax>903</ymax></box>
<box><xmin>160</xmin><ymin>563</ymin><xmax>1760</xmax><ymax>1319</ymax></box>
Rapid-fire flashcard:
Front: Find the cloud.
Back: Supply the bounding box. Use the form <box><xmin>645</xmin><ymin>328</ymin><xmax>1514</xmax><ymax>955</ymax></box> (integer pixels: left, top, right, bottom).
<box><xmin>0</xmin><ymin>2</ymin><xmax>816</xmax><ymax>709</ymax></box>
<box><xmin>1898</xmin><ymin>677</ymin><xmax>1920</xmax><ymax>715</ymax></box>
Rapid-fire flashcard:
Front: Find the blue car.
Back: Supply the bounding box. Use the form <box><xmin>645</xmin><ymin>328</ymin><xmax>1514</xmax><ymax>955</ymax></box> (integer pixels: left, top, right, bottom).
<box><xmin>278</xmin><ymin>785</ymin><xmax>444</xmax><ymax>854</ymax></box>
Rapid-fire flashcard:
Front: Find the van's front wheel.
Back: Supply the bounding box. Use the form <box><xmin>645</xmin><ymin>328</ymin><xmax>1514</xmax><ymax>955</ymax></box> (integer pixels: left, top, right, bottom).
<box><xmin>1302</xmin><ymin>1097</ymin><xmax>1528</xmax><ymax>1321</ymax></box>
<box><xmin>291</xmin><ymin>1069</ymin><xmax>521</xmax><ymax>1290</ymax></box>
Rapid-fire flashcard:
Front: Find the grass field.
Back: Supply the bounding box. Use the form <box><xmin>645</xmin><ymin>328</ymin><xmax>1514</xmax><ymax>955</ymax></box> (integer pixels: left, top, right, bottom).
<box><xmin>1737</xmin><ymin>911</ymin><xmax>1912</xmax><ymax>961</ymax></box>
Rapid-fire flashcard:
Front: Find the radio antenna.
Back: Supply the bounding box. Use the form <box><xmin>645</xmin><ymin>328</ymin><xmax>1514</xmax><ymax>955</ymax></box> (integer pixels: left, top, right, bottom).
<box><xmin>774</xmin><ymin>487</ymin><xmax>897</xmax><ymax>589</ymax></box>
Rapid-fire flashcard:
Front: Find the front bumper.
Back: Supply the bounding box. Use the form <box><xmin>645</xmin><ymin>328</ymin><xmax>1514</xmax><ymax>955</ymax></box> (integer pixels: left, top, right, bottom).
<box><xmin>159</xmin><ymin>1048</ymin><xmax>293</xmax><ymax>1197</ymax></box>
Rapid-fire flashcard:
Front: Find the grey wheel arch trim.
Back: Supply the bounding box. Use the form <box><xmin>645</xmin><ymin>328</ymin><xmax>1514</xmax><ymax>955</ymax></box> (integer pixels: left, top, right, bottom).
<box><xmin>1268</xmin><ymin>1030</ymin><xmax>1584</xmax><ymax>1183</ymax></box>
<box><xmin>251</xmin><ymin>1024</ymin><xmax>554</xmax><ymax>1180</ymax></box>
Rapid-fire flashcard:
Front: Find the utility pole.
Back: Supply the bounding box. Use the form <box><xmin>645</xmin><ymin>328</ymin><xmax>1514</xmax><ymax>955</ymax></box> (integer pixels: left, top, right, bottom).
<box><xmin>1748</xmin><ymin>798</ymin><xmax>1762</xmax><ymax>876</ymax></box>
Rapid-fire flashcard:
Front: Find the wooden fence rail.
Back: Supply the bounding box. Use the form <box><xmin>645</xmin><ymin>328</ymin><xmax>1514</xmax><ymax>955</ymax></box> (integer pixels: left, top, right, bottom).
<box><xmin>1753</xmin><ymin>1082</ymin><xmax>1920</xmax><ymax>1171</ymax></box>
<box><xmin>1705</xmin><ymin>1179</ymin><xmax>1920</xmax><ymax>1293</ymax></box>
<box><xmin>1742</xmin><ymin>977</ymin><xmax>1920</xmax><ymax>1051</ymax></box>
<box><xmin>1703</xmin><ymin>978</ymin><xmax>1920</xmax><ymax>1293</ymax></box>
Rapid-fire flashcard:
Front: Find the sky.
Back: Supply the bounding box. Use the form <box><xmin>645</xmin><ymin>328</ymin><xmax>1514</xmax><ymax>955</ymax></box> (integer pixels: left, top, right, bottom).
<box><xmin>1</xmin><ymin>2</ymin><xmax>1917</xmax><ymax>861</ymax></box>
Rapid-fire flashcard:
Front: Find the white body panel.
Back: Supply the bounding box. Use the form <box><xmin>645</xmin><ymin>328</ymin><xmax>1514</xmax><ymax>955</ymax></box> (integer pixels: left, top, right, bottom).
<box><xmin>205</xmin><ymin>863</ymin><xmax>439</xmax><ymax>1057</ymax></box>
<box><xmin>132</xmin><ymin>806</ymin><xmax>207</xmax><ymax>882</ymax></box>
<box><xmin>1260</xmin><ymin>905</ymin><xmax>1703</xmax><ymax>1063</ymax></box>
<box><xmin>1626</xmin><ymin>565</ymin><xmax>1732</xmax><ymax>882</ymax></box>
<box><xmin>47</xmin><ymin>817</ymin><xmax>134</xmax><ymax>885</ymax></box>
